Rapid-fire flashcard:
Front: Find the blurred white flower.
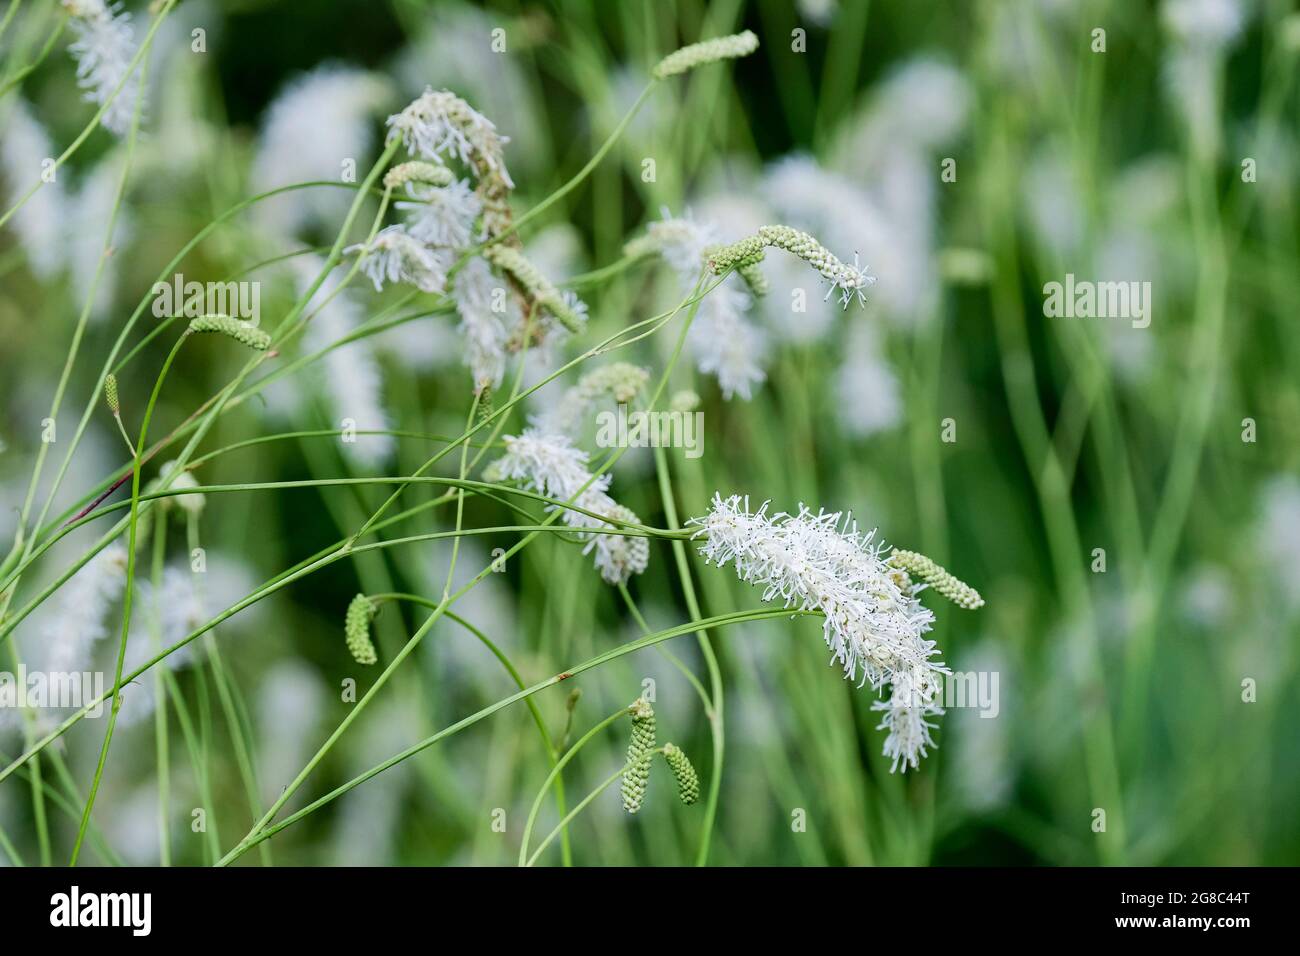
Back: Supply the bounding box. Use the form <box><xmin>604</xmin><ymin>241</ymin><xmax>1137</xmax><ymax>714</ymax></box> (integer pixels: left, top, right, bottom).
<box><xmin>386</xmin><ymin>87</ymin><xmax>513</xmax><ymax>188</ymax></box>
<box><xmin>859</xmin><ymin>58</ymin><xmax>970</xmax><ymax>154</ymax></box>
<box><xmin>486</xmin><ymin>429</ymin><xmax>648</xmax><ymax>585</ymax></box>
<box><xmin>394</xmin><ymin>5</ymin><xmax>543</xmax><ymax>173</ymax></box>
<box><xmin>948</xmin><ymin>642</ymin><xmax>1014</xmax><ymax>810</ymax></box>
<box><xmin>348</xmin><ymin>224</ymin><xmax>450</xmax><ymax>294</ymax></box>
<box><xmin>0</xmin><ymin>100</ymin><xmax>66</xmax><ymax>280</ymax></box>
<box><xmin>37</xmin><ymin>543</ymin><xmax>128</xmax><ymax>676</ymax></box>
<box><xmin>297</xmin><ymin>256</ymin><xmax>394</xmax><ymax>467</ymax></box>
<box><xmin>252</xmin><ymin>64</ymin><xmax>391</xmax><ymax>238</ymax></box>
<box><xmin>1257</xmin><ymin>476</ymin><xmax>1300</xmax><ymax>610</ymax></box>
<box><xmin>1021</xmin><ymin>145</ymin><xmax>1086</xmax><ymax>260</ymax></box>
<box><xmin>640</xmin><ymin>208</ymin><xmax>718</xmax><ymax>275</ymax></box>
<box><xmin>104</xmin><ymin>783</ymin><xmax>162</xmax><ymax>865</ymax></box>
<box><xmin>63</xmin><ymin>0</ymin><xmax>142</xmax><ymax>136</ymax></box>
<box><xmin>758</xmin><ymin>251</ymin><xmax>839</xmax><ymax>343</ymax></box>
<box><xmin>835</xmin><ymin>320</ymin><xmax>902</xmax><ymax>437</ymax></box>
<box><xmin>1160</xmin><ymin>0</ymin><xmax>1247</xmax><ymax>157</ymax></box>
<box><xmin>328</xmin><ymin>695</ymin><xmax>417</xmax><ymax>864</ymax></box>
<box><xmin>119</xmin><ymin>565</ymin><xmax>204</xmax><ymax>727</ymax></box>
<box><xmin>1178</xmin><ymin>563</ymin><xmax>1234</xmax><ymax>626</ymax></box>
<box><xmin>256</xmin><ymin>660</ymin><xmax>326</xmax><ymax>805</ymax></box>
<box><xmin>796</xmin><ymin>0</ymin><xmax>837</xmax><ymax>27</ymax></box>
<box><xmin>1162</xmin><ymin>0</ymin><xmax>1246</xmax><ymax>48</ymax></box>
<box><xmin>633</xmin><ymin>209</ymin><xmax>768</xmax><ymax>399</ymax></box>
<box><xmin>396</xmin><ymin>177</ymin><xmax>481</xmax><ymax>249</ymax></box>
<box><xmin>66</xmin><ymin>150</ymin><xmax>133</xmax><ymax>321</ymax></box>
<box><xmin>689</xmin><ymin>281</ymin><xmax>767</xmax><ymax>401</ymax></box>
<box><xmin>451</xmin><ymin>255</ymin><xmax>512</xmax><ymax>391</ymax></box>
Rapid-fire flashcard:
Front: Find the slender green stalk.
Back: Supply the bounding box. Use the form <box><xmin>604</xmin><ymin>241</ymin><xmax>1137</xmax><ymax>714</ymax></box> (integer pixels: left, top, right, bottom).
<box><xmin>525</xmin><ymin>762</ymin><xmax>630</xmax><ymax>867</ymax></box>
<box><xmin>0</xmin><ymin>0</ymin><xmax>176</xmax><ymax>232</ymax></box>
<box><xmin>216</xmin><ymin>607</ymin><xmax>816</xmax><ymax>865</ymax></box>
<box><xmin>71</xmin><ymin>331</ymin><xmax>190</xmax><ymax>865</ymax></box>
<box><xmin>518</xmin><ymin>708</ymin><xmax>628</xmax><ymax>866</ymax></box>
<box><xmin>151</xmin><ymin>509</ymin><xmax>172</xmax><ymax>867</ymax></box>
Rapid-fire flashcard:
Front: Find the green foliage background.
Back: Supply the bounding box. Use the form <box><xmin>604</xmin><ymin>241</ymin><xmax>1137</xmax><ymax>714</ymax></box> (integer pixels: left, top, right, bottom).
<box><xmin>1</xmin><ymin>0</ymin><xmax>1298</xmax><ymax>866</ymax></box>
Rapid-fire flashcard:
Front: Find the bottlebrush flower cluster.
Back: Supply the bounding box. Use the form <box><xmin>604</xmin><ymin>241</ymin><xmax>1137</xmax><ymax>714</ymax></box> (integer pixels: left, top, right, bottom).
<box><xmin>690</xmin><ymin>494</ymin><xmax>982</xmax><ymax>771</ymax></box>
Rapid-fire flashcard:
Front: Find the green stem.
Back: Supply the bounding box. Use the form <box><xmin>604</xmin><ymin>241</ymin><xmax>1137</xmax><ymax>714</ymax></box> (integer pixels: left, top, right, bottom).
<box><xmin>70</xmin><ymin>330</ymin><xmax>190</xmax><ymax>865</ymax></box>
<box><xmin>518</xmin><ymin>707</ymin><xmax>628</xmax><ymax>866</ymax></box>
<box><xmin>151</xmin><ymin>508</ymin><xmax>171</xmax><ymax>867</ymax></box>
<box><xmin>525</xmin><ymin>762</ymin><xmax>630</xmax><ymax>868</ymax></box>
<box><xmin>216</xmin><ymin>607</ymin><xmax>813</xmax><ymax>865</ymax></box>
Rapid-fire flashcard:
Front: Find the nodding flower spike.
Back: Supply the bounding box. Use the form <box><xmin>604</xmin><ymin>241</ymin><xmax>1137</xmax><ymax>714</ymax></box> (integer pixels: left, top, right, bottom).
<box><xmin>104</xmin><ymin>373</ymin><xmax>120</xmax><ymax>414</ymax></box>
<box><xmin>706</xmin><ymin>225</ymin><xmax>875</xmax><ymax>309</ymax></box>
<box><xmin>621</xmin><ymin>697</ymin><xmax>656</xmax><ymax>814</ymax></box>
<box><xmin>652</xmin><ymin>31</ymin><xmax>760</xmax><ymax>80</ymax></box>
<box><xmin>383</xmin><ymin>160</ymin><xmax>454</xmax><ymax>191</ymax></box>
<box><xmin>662</xmin><ymin>743</ymin><xmax>700</xmax><ymax>805</ymax></box>
<box><xmin>344</xmin><ymin>593</ymin><xmax>378</xmax><ymax>665</ymax></box>
<box><xmin>482</xmin><ymin>244</ymin><xmax>585</xmax><ymax>334</ymax></box>
<box><xmin>888</xmin><ymin>549</ymin><xmax>985</xmax><ymax>610</ymax></box>
<box><xmin>187</xmin><ymin>315</ymin><xmax>272</xmax><ymax>351</ymax></box>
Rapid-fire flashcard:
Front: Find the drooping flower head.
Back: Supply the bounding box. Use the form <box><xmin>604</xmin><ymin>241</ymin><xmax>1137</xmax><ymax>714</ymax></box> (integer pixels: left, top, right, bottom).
<box><xmin>386</xmin><ymin>88</ymin><xmax>515</xmax><ymax>239</ymax></box>
<box><xmin>386</xmin><ymin>87</ymin><xmax>513</xmax><ymax>186</ymax></box>
<box><xmin>485</xmin><ymin>429</ymin><xmax>648</xmax><ymax>585</ymax></box>
<box><xmin>690</xmin><ymin>494</ymin><xmax>940</xmax><ymax>688</ymax></box>
<box><xmin>690</xmin><ymin>494</ymin><xmax>983</xmax><ymax>771</ymax></box>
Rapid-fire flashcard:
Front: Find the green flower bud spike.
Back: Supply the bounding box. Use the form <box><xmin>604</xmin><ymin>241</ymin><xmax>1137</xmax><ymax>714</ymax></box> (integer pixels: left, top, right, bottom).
<box><xmin>383</xmin><ymin>160</ymin><xmax>454</xmax><ymax>191</ymax></box>
<box><xmin>621</xmin><ymin>697</ymin><xmax>656</xmax><ymax>814</ymax></box>
<box><xmin>344</xmin><ymin>593</ymin><xmax>379</xmax><ymax>665</ymax></box>
<box><xmin>104</xmin><ymin>374</ymin><xmax>120</xmax><ymax>414</ymax></box>
<box><xmin>661</xmin><ymin>743</ymin><xmax>700</xmax><ymax>806</ymax></box>
<box><xmin>706</xmin><ymin>225</ymin><xmax>874</xmax><ymax>308</ymax></box>
<box><xmin>483</xmin><ymin>244</ymin><xmax>584</xmax><ymax>333</ymax></box>
<box><xmin>188</xmin><ymin>315</ymin><xmax>271</xmax><ymax>351</ymax></box>
<box><xmin>104</xmin><ymin>372</ymin><xmax>137</xmax><ymax>456</ymax></box>
<box><xmin>653</xmin><ymin>30</ymin><xmax>759</xmax><ymax>80</ymax></box>
<box><xmin>888</xmin><ymin>549</ymin><xmax>985</xmax><ymax>610</ymax></box>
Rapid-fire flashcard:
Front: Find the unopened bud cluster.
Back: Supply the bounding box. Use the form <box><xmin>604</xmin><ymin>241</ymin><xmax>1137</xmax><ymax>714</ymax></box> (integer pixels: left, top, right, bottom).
<box><xmin>188</xmin><ymin>315</ymin><xmax>271</xmax><ymax>350</ymax></box>
<box><xmin>653</xmin><ymin>31</ymin><xmax>760</xmax><ymax>80</ymax></box>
